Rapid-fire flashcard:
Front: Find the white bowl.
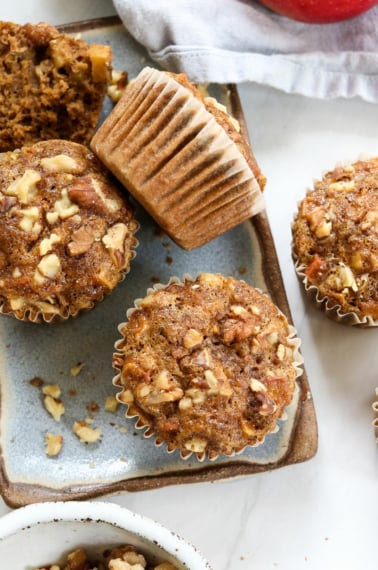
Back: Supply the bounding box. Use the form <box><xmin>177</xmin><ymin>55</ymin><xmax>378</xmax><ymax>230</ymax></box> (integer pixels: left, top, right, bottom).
<box><xmin>0</xmin><ymin>501</ymin><xmax>212</xmax><ymax>569</ymax></box>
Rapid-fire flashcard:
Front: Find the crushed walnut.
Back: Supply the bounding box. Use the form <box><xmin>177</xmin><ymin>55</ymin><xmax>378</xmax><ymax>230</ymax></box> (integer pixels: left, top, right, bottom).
<box><xmin>73</xmin><ymin>420</ymin><xmax>102</xmax><ymax>444</ymax></box>
<box><xmin>34</xmin><ymin>545</ymin><xmax>178</xmax><ymax>570</ymax></box>
<box><xmin>45</xmin><ymin>433</ymin><xmax>63</xmax><ymax>457</ymax></box>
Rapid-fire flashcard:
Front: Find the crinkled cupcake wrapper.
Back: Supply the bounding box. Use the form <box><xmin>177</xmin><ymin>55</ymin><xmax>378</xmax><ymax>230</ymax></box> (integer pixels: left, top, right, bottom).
<box><xmin>0</xmin><ymin>231</ymin><xmax>139</xmax><ymax>324</ymax></box>
<box><xmin>293</xmin><ymin>259</ymin><xmax>378</xmax><ymax>328</ymax></box>
<box><xmin>92</xmin><ymin>67</ymin><xmax>265</xmax><ymax>250</ymax></box>
<box><xmin>113</xmin><ymin>273</ymin><xmax>304</xmax><ymax>462</ymax></box>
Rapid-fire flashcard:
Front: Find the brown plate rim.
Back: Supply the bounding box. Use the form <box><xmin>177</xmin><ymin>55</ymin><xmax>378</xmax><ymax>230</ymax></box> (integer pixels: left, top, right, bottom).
<box><xmin>0</xmin><ymin>17</ymin><xmax>318</xmax><ymax>508</ymax></box>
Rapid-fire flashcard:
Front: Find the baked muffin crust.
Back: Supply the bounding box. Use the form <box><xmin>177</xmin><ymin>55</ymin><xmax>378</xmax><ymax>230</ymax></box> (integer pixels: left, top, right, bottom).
<box><xmin>113</xmin><ymin>273</ymin><xmax>301</xmax><ymax>459</ymax></box>
<box><xmin>0</xmin><ymin>140</ymin><xmax>138</xmax><ymax>322</ymax></box>
<box><xmin>292</xmin><ymin>158</ymin><xmax>378</xmax><ymax>323</ymax></box>
<box><xmin>0</xmin><ymin>21</ymin><xmax>112</xmax><ymax>151</ymax></box>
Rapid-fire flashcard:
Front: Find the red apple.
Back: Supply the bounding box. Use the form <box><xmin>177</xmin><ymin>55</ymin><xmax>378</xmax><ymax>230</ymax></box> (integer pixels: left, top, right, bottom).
<box><xmin>257</xmin><ymin>0</ymin><xmax>378</xmax><ymax>23</ymax></box>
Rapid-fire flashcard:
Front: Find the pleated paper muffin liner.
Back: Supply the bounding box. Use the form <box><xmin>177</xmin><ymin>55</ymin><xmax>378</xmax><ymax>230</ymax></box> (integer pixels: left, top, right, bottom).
<box><xmin>112</xmin><ymin>273</ymin><xmax>304</xmax><ymax>462</ymax></box>
<box><xmin>91</xmin><ymin>67</ymin><xmax>265</xmax><ymax>250</ymax></box>
<box><xmin>293</xmin><ymin>259</ymin><xmax>378</xmax><ymax>328</ymax></box>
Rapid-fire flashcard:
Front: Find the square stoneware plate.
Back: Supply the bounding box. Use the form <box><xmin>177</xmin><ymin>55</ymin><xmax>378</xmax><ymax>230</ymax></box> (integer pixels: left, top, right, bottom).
<box><xmin>0</xmin><ymin>17</ymin><xmax>318</xmax><ymax>508</ymax></box>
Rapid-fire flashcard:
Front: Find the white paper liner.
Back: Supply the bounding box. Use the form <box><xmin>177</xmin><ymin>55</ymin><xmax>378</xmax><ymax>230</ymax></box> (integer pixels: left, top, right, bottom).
<box><xmin>91</xmin><ymin>67</ymin><xmax>265</xmax><ymax>250</ymax></box>
<box><xmin>293</xmin><ymin>259</ymin><xmax>378</xmax><ymax>328</ymax></box>
<box><xmin>113</xmin><ymin>273</ymin><xmax>304</xmax><ymax>462</ymax></box>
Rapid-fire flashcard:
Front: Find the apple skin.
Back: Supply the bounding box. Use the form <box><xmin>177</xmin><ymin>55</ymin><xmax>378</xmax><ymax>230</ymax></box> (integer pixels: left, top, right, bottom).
<box><xmin>257</xmin><ymin>0</ymin><xmax>378</xmax><ymax>23</ymax></box>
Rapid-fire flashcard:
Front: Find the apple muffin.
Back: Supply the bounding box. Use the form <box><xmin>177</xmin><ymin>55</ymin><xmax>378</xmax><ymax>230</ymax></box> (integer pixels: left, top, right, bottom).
<box><xmin>91</xmin><ymin>66</ymin><xmax>266</xmax><ymax>250</ymax></box>
<box><xmin>113</xmin><ymin>273</ymin><xmax>302</xmax><ymax>460</ymax></box>
<box><xmin>0</xmin><ymin>21</ymin><xmax>112</xmax><ymax>151</ymax></box>
<box><xmin>0</xmin><ymin>139</ymin><xmax>138</xmax><ymax>322</ymax></box>
<box><xmin>292</xmin><ymin>157</ymin><xmax>378</xmax><ymax>326</ymax></box>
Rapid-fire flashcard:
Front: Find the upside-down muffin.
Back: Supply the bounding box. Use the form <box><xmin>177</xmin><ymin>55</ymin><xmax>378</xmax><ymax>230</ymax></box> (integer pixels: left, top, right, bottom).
<box><xmin>0</xmin><ymin>140</ymin><xmax>138</xmax><ymax>322</ymax></box>
<box><xmin>292</xmin><ymin>157</ymin><xmax>378</xmax><ymax>326</ymax></box>
<box><xmin>91</xmin><ymin>67</ymin><xmax>266</xmax><ymax>251</ymax></box>
<box><xmin>0</xmin><ymin>21</ymin><xmax>112</xmax><ymax>151</ymax></box>
<box><xmin>113</xmin><ymin>273</ymin><xmax>302</xmax><ymax>461</ymax></box>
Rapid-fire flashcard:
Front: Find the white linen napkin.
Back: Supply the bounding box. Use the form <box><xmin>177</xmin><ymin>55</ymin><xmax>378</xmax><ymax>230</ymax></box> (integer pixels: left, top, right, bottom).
<box><xmin>113</xmin><ymin>0</ymin><xmax>378</xmax><ymax>102</ymax></box>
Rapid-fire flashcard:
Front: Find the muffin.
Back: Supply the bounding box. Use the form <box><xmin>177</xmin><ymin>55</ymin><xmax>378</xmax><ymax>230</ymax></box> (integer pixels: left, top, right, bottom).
<box><xmin>0</xmin><ymin>139</ymin><xmax>138</xmax><ymax>322</ymax></box>
<box><xmin>292</xmin><ymin>157</ymin><xmax>378</xmax><ymax>326</ymax></box>
<box><xmin>91</xmin><ymin>66</ymin><xmax>266</xmax><ymax>251</ymax></box>
<box><xmin>0</xmin><ymin>21</ymin><xmax>112</xmax><ymax>151</ymax></box>
<box><xmin>113</xmin><ymin>273</ymin><xmax>302</xmax><ymax>460</ymax></box>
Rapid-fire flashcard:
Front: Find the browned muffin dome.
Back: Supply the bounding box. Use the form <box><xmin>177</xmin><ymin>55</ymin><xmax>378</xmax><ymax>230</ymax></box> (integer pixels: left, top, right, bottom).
<box><xmin>0</xmin><ymin>140</ymin><xmax>138</xmax><ymax>322</ymax></box>
<box><xmin>292</xmin><ymin>157</ymin><xmax>378</xmax><ymax>325</ymax></box>
<box><xmin>0</xmin><ymin>21</ymin><xmax>112</xmax><ymax>151</ymax></box>
<box><xmin>113</xmin><ymin>273</ymin><xmax>301</xmax><ymax>460</ymax></box>
<box><xmin>91</xmin><ymin>67</ymin><xmax>265</xmax><ymax>251</ymax></box>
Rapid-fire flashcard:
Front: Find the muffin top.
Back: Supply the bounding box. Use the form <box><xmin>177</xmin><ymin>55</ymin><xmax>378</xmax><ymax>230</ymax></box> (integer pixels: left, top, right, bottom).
<box><xmin>292</xmin><ymin>157</ymin><xmax>378</xmax><ymax>323</ymax></box>
<box><xmin>0</xmin><ymin>21</ymin><xmax>112</xmax><ymax>151</ymax></box>
<box><xmin>113</xmin><ymin>273</ymin><xmax>301</xmax><ymax>460</ymax></box>
<box><xmin>0</xmin><ymin>140</ymin><xmax>138</xmax><ymax>322</ymax></box>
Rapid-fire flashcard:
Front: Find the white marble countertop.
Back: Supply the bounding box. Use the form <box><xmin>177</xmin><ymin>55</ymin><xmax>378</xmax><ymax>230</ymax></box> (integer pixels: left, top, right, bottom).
<box><xmin>0</xmin><ymin>2</ymin><xmax>377</xmax><ymax>569</ymax></box>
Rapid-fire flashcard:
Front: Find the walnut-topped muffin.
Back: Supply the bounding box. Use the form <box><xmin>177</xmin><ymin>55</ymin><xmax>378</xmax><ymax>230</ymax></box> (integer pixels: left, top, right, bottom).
<box><xmin>0</xmin><ymin>140</ymin><xmax>138</xmax><ymax>322</ymax></box>
<box><xmin>292</xmin><ymin>157</ymin><xmax>378</xmax><ymax>326</ymax></box>
<box><xmin>113</xmin><ymin>273</ymin><xmax>302</xmax><ymax>460</ymax></box>
<box><xmin>0</xmin><ymin>21</ymin><xmax>112</xmax><ymax>151</ymax></box>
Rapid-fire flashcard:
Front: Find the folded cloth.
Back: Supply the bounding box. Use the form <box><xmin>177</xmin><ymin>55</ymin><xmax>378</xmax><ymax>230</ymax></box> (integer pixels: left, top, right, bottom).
<box><xmin>113</xmin><ymin>0</ymin><xmax>378</xmax><ymax>102</ymax></box>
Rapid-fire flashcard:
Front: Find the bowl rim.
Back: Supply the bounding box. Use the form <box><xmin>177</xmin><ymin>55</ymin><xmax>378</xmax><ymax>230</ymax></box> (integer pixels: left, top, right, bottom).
<box><xmin>0</xmin><ymin>500</ymin><xmax>212</xmax><ymax>569</ymax></box>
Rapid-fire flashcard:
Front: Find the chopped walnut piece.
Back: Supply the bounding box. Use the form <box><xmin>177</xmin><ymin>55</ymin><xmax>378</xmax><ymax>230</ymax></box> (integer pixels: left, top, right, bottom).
<box><xmin>102</xmin><ymin>223</ymin><xmax>129</xmax><ymax>268</ymax></box>
<box><xmin>184</xmin><ymin>437</ymin><xmax>207</xmax><ymax>453</ymax></box>
<box><xmin>39</xmin><ymin>233</ymin><xmax>61</xmax><ymax>255</ymax></box>
<box><xmin>44</xmin><ymin>395</ymin><xmax>65</xmax><ymax>421</ymax></box>
<box><xmin>54</xmin><ymin>188</ymin><xmax>80</xmax><ymax>219</ymax></box>
<box><xmin>104</xmin><ymin>395</ymin><xmax>119</xmax><ymax>413</ymax></box>
<box><xmin>67</xmin><ymin>226</ymin><xmax>95</xmax><ymax>256</ymax></box>
<box><xmin>42</xmin><ymin>384</ymin><xmax>61</xmax><ymax>399</ymax></box>
<box><xmin>328</xmin><ymin>180</ymin><xmax>355</xmax><ymax>193</ymax></box>
<box><xmin>40</xmin><ymin>154</ymin><xmax>80</xmax><ymax>173</ymax></box>
<box><xmin>66</xmin><ymin>548</ymin><xmax>89</xmax><ymax>570</ymax></box>
<box><xmin>19</xmin><ymin>205</ymin><xmax>40</xmax><ymax>232</ymax></box>
<box><xmin>183</xmin><ymin>328</ymin><xmax>203</xmax><ymax>349</ymax></box>
<box><xmin>4</xmin><ymin>169</ymin><xmax>41</xmax><ymax>204</ymax></box>
<box><xmin>45</xmin><ymin>432</ymin><xmax>63</xmax><ymax>457</ymax></box>
<box><xmin>73</xmin><ymin>420</ymin><xmax>101</xmax><ymax>443</ymax></box>
<box><xmin>37</xmin><ymin>253</ymin><xmax>61</xmax><ymax>279</ymax></box>
<box><xmin>70</xmin><ymin>362</ymin><xmax>85</xmax><ymax>376</ymax></box>
<box><xmin>107</xmin><ymin>69</ymin><xmax>128</xmax><ymax>102</ymax></box>
<box><xmin>68</xmin><ymin>177</ymin><xmax>107</xmax><ymax>212</ymax></box>
<box><xmin>249</xmin><ymin>378</ymin><xmax>267</xmax><ymax>393</ymax></box>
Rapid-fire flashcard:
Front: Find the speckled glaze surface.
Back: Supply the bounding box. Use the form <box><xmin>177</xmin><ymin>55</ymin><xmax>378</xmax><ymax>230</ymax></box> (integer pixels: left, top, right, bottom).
<box><xmin>0</xmin><ymin>18</ymin><xmax>317</xmax><ymax>508</ymax></box>
<box><xmin>0</xmin><ymin>501</ymin><xmax>212</xmax><ymax>569</ymax></box>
